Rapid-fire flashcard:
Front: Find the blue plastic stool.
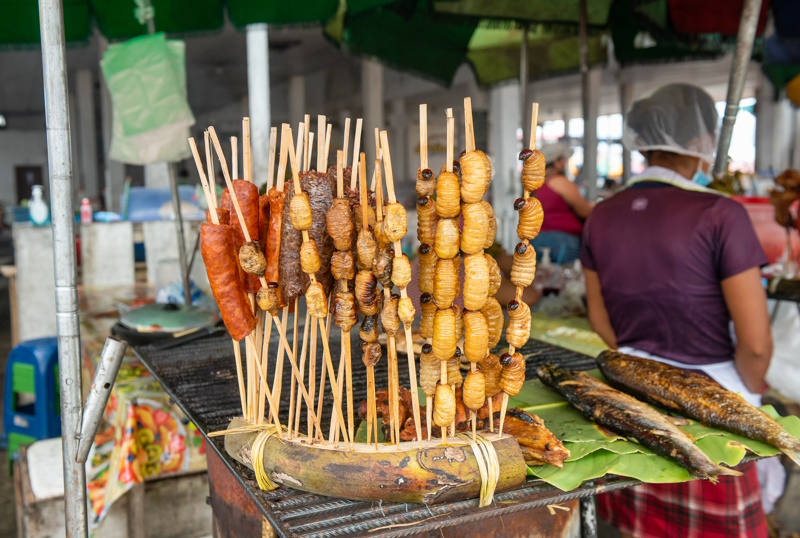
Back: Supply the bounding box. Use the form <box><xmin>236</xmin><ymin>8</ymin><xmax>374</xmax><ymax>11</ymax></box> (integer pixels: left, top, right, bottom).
<box><xmin>0</xmin><ymin>337</ymin><xmax>61</xmax><ymax>464</ymax></box>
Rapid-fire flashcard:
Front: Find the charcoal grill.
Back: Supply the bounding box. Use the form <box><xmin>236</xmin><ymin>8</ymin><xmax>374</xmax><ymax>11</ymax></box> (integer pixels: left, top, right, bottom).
<box><xmin>132</xmin><ymin>327</ymin><xmax>636</xmax><ymax>537</ymax></box>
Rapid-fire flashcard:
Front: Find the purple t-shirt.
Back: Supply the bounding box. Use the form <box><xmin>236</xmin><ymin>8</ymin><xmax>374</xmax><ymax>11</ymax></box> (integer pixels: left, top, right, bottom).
<box><xmin>581</xmin><ymin>182</ymin><xmax>768</xmax><ymax>365</ymax></box>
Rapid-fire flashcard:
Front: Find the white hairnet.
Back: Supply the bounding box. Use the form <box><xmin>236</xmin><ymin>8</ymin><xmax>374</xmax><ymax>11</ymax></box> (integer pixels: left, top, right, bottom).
<box><xmin>623</xmin><ymin>83</ymin><xmax>719</xmax><ymax>162</ymax></box>
<box><xmin>541</xmin><ymin>142</ymin><xmax>572</xmax><ymax>164</ymax></box>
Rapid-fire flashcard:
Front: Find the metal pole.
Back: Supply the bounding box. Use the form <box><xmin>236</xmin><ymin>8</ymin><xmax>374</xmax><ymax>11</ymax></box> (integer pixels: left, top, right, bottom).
<box><xmin>579</xmin><ymin>0</ymin><xmax>598</xmax><ymax>200</ymax></box>
<box><xmin>76</xmin><ymin>337</ymin><xmax>128</xmax><ymax>463</ymax></box>
<box><xmin>713</xmin><ymin>0</ymin><xmax>763</xmax><ymax>176</ymax></box>
<box><xmin>520</xmin><ymin>25</ymin><xmax>529</xmax><ymax>149</ymax></box>
<box><xmin>169</xmin><ymin>164</ymin><xmax>192</xmax><ymax>305</ymax></box>
<box><xmin>38</xmin><ymin>0</ymin><xmax>86</xmax><ymax>535</ymax></box>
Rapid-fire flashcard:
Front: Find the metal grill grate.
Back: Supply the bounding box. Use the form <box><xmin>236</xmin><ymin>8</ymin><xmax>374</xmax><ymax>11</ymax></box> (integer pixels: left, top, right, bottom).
<box><xmin>134</xmin><ymin>329</ymin><xmax>615</xmax><ymax>537</ymax></box>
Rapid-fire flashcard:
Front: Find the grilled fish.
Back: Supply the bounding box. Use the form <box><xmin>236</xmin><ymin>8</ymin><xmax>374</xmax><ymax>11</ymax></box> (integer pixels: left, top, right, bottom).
<box><xmin>536</xmin><ymin>364</ymin><xmax>741</xmax><ymax>480</ymax></box>
<box><xmin>497</xmin><ymin>408</ymin><xmax>570</xmax><ymax>468</ymax></box>
<box><xmin>597</xmin><ymin>350</ymin><xmax>800</xmax><ymax>466</ymax></box>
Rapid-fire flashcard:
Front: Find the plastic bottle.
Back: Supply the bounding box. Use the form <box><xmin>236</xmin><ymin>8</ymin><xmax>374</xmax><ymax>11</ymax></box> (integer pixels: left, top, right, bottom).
<box><xmin>80</xmin><ymin>198</ymin><xmax>93</xmax><ymax>224</ymax></box>
<box><xmin>28</xmin><ymin>185</ymin><xmax>50</xmax><ymax>226</ymax></box>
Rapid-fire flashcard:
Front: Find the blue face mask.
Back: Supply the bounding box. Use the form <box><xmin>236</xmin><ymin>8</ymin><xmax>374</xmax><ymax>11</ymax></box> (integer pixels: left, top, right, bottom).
<box><xmin>692</xmin><ymin>161</ymin><xmax>712</xmax><ymax>186</ymax></box>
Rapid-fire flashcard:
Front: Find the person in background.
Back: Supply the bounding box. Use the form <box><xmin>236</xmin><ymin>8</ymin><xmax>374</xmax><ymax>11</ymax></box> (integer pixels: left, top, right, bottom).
<box><xmin>530</xmin><ymin>142</ymin><xmax>594</xmax><ymax>264</ymax></box>
<box><xmin>583</xmin><ymin>83</ymin><xmax>773</xmax><ymax>537</ymax></box>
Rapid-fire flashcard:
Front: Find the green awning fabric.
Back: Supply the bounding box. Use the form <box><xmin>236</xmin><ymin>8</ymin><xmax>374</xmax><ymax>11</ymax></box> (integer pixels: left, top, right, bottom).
<box><xmin>91</xmin><ymin>0</ymin><xmax>223</xmax><ymax>40</ymax></box>
<box><xmin>328</xmin><ymin>0</ymin><xmax>477</xmax><ymax>86</ymax></box>
<box><xmin>433</xmin><ymin>0</ymin><xmax>614</xmax><ymax>27</ymax></box>
<box><xmin>467</xmin><ymin>26</ymin><xmax>606</xmax><ymax>86</ymax></box>
<box><xmin>227</xmin><ymin>0</ymin><xmax>338</xmax><ymax>27</ymax></box>
<box><xmin>0</xmin><ymin>0</ymin><xmax>90</xmax><ymax>46</ymax></box>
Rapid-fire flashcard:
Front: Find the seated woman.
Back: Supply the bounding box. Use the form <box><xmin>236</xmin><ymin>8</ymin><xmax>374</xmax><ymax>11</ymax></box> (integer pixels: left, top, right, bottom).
<box><xmin>531</xmin><ymin>142</ymin><xmax>593</xmax><ymax>264</ymax></box>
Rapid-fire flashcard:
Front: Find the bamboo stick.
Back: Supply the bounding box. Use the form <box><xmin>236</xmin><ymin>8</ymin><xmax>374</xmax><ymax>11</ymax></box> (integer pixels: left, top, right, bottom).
<box><xmin>343</xmin><ymin>118</ymin><xmax>351</xmax><ymax>169</ymax></box>
<box><xmin>324</xmin><ymin>123</ymin><xmax>332</xmax><ymax>170</ymax></box>
<box><xmin>303</xmin><ymin>114</ymin><xmax>310</xmax><ymax>172</ymax></box>
<box><xmin>317</xmin><ymin>115</ymin><xmax>325</xmax><ymax>172</ymax></box>
<box><xmin>232</xmin><ymin>136</ymin><xmax>238</xmax><ymax>179</ymax></box>
<box><xmin>306</xmin><ymin>133</ymin><xmax>314</xmax><ymax>174</ymax></box>
<box><xmin>530</xmin><ymin>102</ymin><xmax>539</xmax><ymax>150</ymax></box>
<box><xmin>464</xmin><ymin>97</ymin><xmax>475</xmax><ymax>153</ymax></box>
<box><xmin>204</xmin><ymin>131</ymin><xmax>218</xmax><ymax>208</ymax></box>
<box><xmin>379</xmin><ymin>131</ymin><xmax>423</xmax><ymax>447</ymax></box>
<box><xmin>292</xmin><ymin>308</ymin><xmax>311</xmax><ymax>436</ymax></box>
<box><xmin>350</xmin><ymin>119</ymin><xmax>363</xmax><ymax>190</ymax></box>
<box><xmin>266</xmin><ymin>126</ymin><xmax>277</xmax><ymax>191</ymax></box>
<box><xmin>316</xmin><ymin>303</ymin><xmax>333</xmax><ymax>442</ymax></box>
<box><xmin>232</xmin><ymin>341</ymin><xmax>247</xmax><ymax>417</ymax></box>
<box><xmin>419</xmin><ymin>104</ymin><xmax>428</xmax><ymax>171</ymax></box>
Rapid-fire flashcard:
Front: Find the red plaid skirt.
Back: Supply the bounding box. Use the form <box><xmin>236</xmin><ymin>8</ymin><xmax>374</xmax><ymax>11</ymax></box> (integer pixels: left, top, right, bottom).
<box><xmin>597</xmin><ymin>462</ymin><xmax>767</xmax><ymax>538</ymax></box>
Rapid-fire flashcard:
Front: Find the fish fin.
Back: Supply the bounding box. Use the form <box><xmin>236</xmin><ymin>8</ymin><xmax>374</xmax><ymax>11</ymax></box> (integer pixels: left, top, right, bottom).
<box><xmin>714</xmin><ymin>465</ymin><xmax>743</xmax><ymax>478</ymax></box>
<box><xmin>780</xmin><ymin>447</ymin><xmax>800</xmax><ymax>467</ymax></box>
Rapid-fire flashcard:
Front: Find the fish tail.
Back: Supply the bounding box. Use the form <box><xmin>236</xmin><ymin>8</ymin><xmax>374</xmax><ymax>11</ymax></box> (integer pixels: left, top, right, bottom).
<box><xmin>714</xmin><ymin>465</ymin><xmax>742</xmax><ymax>478</ymax></box>
<box><xmin>780</xmin><ymin>447</ymin><xmax>800</xmax><ymax>467</ymax></box>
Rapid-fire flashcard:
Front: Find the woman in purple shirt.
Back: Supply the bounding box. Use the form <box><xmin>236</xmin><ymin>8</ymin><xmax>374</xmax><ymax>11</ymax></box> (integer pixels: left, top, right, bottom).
<box><xmin>582</xmin><ymin>84</ymin><xmax>773</xmax><ymax>538</ymax></box>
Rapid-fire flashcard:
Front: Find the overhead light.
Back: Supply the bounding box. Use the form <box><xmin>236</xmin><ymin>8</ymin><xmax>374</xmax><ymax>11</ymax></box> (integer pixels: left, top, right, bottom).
<box><xmin>0</xmin><ymin>114</ymin><xmax>6</xmax><ymax>129</ymax></box>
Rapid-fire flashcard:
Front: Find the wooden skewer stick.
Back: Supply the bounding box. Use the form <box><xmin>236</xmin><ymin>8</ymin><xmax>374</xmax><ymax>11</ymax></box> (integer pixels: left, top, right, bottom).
<box><xmin>488</xmin><ymin>397</ymin><xmax>494</xmax><ymax>432</ymax></box>
<box><xmin>328</xmin><ymin>336</ymin><xmax>345</xmax><ymax>445</ymax></box>
<box><xmin>231</xmin><ymin>136</ymin><xmax>239</xmax><ymax>179</ymax></box>
<box><xmin>370</xmin><ymin>128</ymin><xmax>381</xmax><ymax>191</ymax></box>
<box><xmin>246</xmin><ymin>334</ymin><xmax>282</xmax><ymax>437</ymax></box>
<box><xmin>204</xmin><ymin>131</ymin><xmax>218</xmax><ymax>208</ymax></box>
<box><xmin>232</xmin><ymin>341</ymin><xmax>247</xmax><ymax>417</ymax></box>
<box><xmin>440</xmin><ymin>362</ymin><xmax>448</xmax><ymax>444</ymax></box>
<box><xmin>379</xmin><ymin>131</ymin><xmax>423</xmax><ymax>447</ymax></box>
<box><xmin>418</xmin><ymin>105</ymin><xmax>432</xmax><ymax>441</ymax></box>
<box><xmin>271</xmin><ymin>317</ymin><xmax>324</xmax><ymax>442</ymax></box>
<box><xmin>529</xmin><ymin>102</ymin><xmax>539</xmax><ymax>150</ymax></box>
<box><xmin>357</xmin><ymin>153</ymin><xmax>378</xmax><ymax>448</ymax></box>
<box><xmin>243</xmin><ymin>118</ymin><xmax>252</xmax><ymax>183</ymax></box>
<box><xmin>438</xmin><ymin>109</ymin><xmax>455</xmax><ymax>444</ymax></box>
<box><xmin>266</xmin><ymin>126</ymin><xmax>277</xmax><ymax>191</ymax></box>
<box><xmin>308</xmin><ymin>305</ymin><xmax>318</xmax><ymax>442</ymax></box>
<box><xmin>292</xmin><ymin>307</ymin><xmax>311</xmax><ymax>436</ymax></box>
<box><xmin>323</xmin><ymin>123</ymin><xmax>332</xmax><ymax>170</ymax></box>
<box><xmin>306</xmin><ymin>133</ymin><xmax>315</xmax><ymax>174</ymax></box>
<box><xmin>350</xmin><ymin>119</ymin><xmax>363</xmax><ymax>190</ymax></box>
<box><xmin>242</xmin><ymin>119</ymin><xmax>257</xmax><ymax>421</ymax></box>
<box><xmin>317</xmin><ymin>115</ymin><xmax>325</xmax><ymax>172</ymax></box>
<box><xmin>287</xmin><ymin>126</ymin><xmax>349</xmax><ymax>444</ymax></box>
<box><xmin>295</xmin><ymin>122</ymin><xmax>305</xmax><ymax>176</ymax></box>
<box><xmin>373</xmin><ymin>162</ymin><xmax>398</xmax><ymax>445</ymax></box>
<box><xmin>343</xmin><ymin>118</ymin><xmax>351</xmax><ymax>168</ymax></box>
<box><xmin>464</xmin><ymin>97</ymin><xmax>475</xmax><ymax>153</ymax></box>
<box><xmin>337</xmin><ymin>151</ymin><xmax>355</xmax><ymax>448</ymax></box>
<box><xmin>419</xmin><ymin>104</ymin><xmax>428</xmax><ymax>171</ymax></box>
<box><xmin>316</xmin><ymin>302</ymin><xmax>333</xmax><ymax>443</ymax></box>
<box><xmin>303</xmin><ymin>114</ymin><xmax>310</xmax><ymax>172</ymax></box>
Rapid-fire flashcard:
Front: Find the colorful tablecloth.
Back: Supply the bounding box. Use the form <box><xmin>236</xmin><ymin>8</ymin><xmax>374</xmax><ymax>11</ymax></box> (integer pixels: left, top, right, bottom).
<box><xmin>77</xmin><ymin>286</ymin><xmax>207</xmax><ymax>528</ymax></box>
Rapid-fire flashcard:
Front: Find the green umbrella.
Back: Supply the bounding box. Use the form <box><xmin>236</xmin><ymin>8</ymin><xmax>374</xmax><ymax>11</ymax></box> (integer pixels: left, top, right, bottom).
<box><xmin>0</xmin><ymin>0</ymin><xmax>90</xmax><ymax>47</ymax></box>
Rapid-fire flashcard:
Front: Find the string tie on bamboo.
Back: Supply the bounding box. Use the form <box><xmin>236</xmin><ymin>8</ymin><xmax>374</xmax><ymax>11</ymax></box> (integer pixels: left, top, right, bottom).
<box><xmin>208</xmin><ymin>423</ymin><xmax>283</xmax><ymax>491</ymax></box>
<box><xmin>456</xmin><ymin>433</ymin><xmax>500</xmax><ymax>507</ymax></box>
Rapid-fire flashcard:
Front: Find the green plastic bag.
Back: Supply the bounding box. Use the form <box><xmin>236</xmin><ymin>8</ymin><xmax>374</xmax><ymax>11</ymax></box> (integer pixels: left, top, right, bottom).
<box><xmin>101</xmin><ymin>33</ymin><xmax>194</xmax><ymax>164</ymax></box>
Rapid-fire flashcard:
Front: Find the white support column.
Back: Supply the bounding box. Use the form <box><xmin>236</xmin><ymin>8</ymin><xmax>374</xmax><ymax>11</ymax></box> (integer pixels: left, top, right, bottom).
<box><xmin>144</xmin><ymin>163</ymin><xmax>170</xmax><ymax>189</ymax></box>
<box><xmin>247</xmin><ymin>23</ymin><xmax>271</xmax><ymax>185</ymax></box>
<box><xmin>98</xmin><ymin>36</ymin><xmax>125</xmax><ymax>212</ymax></box>
<box><xmin>288</xmin><ymin>75</ymin><xmax>305</xmax><ymax>126</ymax></box>
<box><xmin>489</xmin><ymin>83</ymin><xmax>521</xmax><ymax>252</ymax></box>
<box><xmin>771</xmin><ymin>95</ymin><xmax>794</xmax><ymax>174</ymax></box>
<box><xmin>619</xmin><ymin>77</ymin><xmax>634</xmax><ymax>184</ymax></box>
<box><xmin>68</xmin><ymin>92</ymin><xmax>81</xmax><ymax>199</ymax></box>
<box><xmin>76</xmin><ymin>69</ymin><xmax>99</xmax><ymax>199</ymax></box>
<box><xmin>362</xmin><ymin>58</ymin><xmax>384</xmax><ymax>165</ymax></box>
<box><xmin>582</xmin><ymin>68</ymin><xmax>601</xmax><ymax>200</ymax></box>
<box><xmin>389</xmin><ymin>98</ymin><xmax>408</xmax><ymax>188</ymax></box>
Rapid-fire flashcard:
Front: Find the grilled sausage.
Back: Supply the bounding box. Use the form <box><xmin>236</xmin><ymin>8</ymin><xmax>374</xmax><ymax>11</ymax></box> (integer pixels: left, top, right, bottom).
<box><xmin>200</xmin><ymin>223</ymin><xmax>257</xmax><ymax>340</ymax></box>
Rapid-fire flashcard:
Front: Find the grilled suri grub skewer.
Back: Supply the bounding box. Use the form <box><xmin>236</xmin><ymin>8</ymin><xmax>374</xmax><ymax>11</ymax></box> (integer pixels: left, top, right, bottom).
<box><xmin>379</xmin><ymin>131</ymin><xmax>423</xmax><ymax>446</ymax></box>
<box><xmin>327</xmin><ymin>151</ymin><xmax>358</xmax><ymax>448</ymax></box>
<box><xmin>458</xmin><ymin>97</ymin><xmax>493</xmax><ymax>440</ymax></box>
<box><xmin>286</xmin><ymin>128</ymin><xmax>348</xmax><ymax>445</ymax></box>
<box><xmin>499</xmin><ymin>103</ymin><xmax>543</xmax><ymax>436</ymax></box>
